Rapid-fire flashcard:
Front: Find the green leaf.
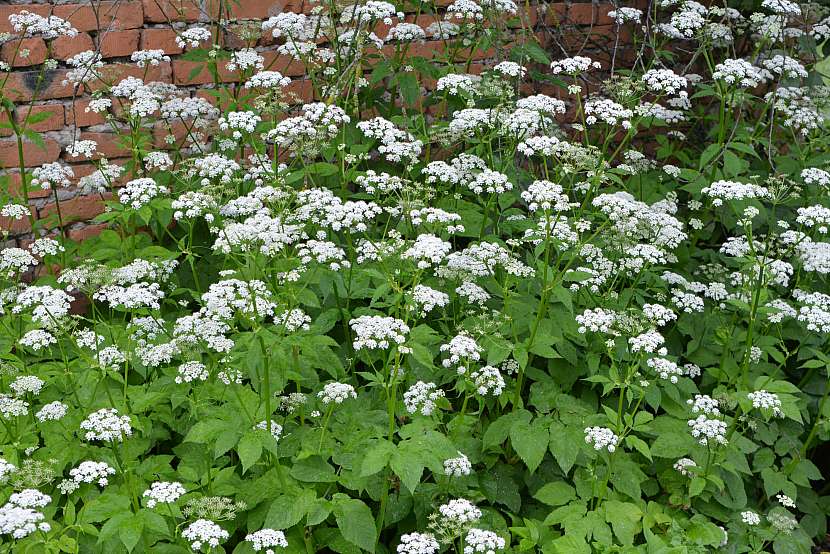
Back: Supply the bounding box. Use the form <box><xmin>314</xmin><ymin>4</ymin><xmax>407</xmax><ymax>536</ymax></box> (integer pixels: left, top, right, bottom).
<box><xmin>397</xmin><ymin>73</ymin><xmax>419</xmax><ymax>107</ymax></box>
<box><xmin>360</xmin><ymin>440</ymin><xmax>395</xmax><ymax>476</ymax></box>
<box><xmin>118</xmin><ymin>514</ymin><xmax>144</xmax><ymax>552</ymax></box>
<box><xmin>689</xmin><ymin>476</ymin><xmax>707</xmax><ymax>497</ymax></box>
<box><xmin>266</xmin><ymin>490</ymin><xmax>315</xmax><ymax>530</ymax></box>
<box><xmin>391</xmin><ymin>442</ymin><xmax>424</xmax><ymax>494</ymax></box>
<box><xmin>548</xmin><ymin>422</ymin><xmax>581</xmax><ymax>474</ymax></box>
<box><xmin>237</xmin><ymin>432</ymin><xmax>262</xmax><ymax>473</ymax></box>
<box><xmin>604</xmin><ymin>500</ymin><xmax>642</xmax><ymax>546</ymax></box>
<box><xmin>624</xmin><ymin>435</ymin><xmax>652</xmax><ymax>462</ymax></box>
<box><xmin>290</xmin><ymin>456</ymin><xmax>338</xmax><ymax>483</ymax></box>
<box><xmin>533</xmin><ymin>481</ymin><xmax>576</xmax><ymax>506</ymax></box>
<box><xmin>332</xmin><ymin>495</ymin><xmax>376</xmax><ymax>552</ymax></box>
<box><xmin>510</xmin><ymin>417</ymin><xmax>549</xmax><ymax>472</ymax></box>
<box><xmin>650</xmin><ymin>431</ymin><xmax>694</xmax><ymax>458</ymax></box>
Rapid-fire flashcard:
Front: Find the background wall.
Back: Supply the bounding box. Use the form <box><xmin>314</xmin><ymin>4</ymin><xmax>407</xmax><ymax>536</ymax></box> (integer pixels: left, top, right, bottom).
<box><xmin>0</xmin><ymin>0</ymin><xmax>633</xmax><ymax>244</ymax></box>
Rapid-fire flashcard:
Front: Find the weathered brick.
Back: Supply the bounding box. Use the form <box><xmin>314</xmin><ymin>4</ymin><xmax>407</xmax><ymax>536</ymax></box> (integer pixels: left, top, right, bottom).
<box><xmin>66</xmin><ymin>100</ymin><xmax>108</xmax><ymax>128</ymax></box>
<box><xmin>141</xmin><ymin>0</ymin><xmax>201</xmax><ymax>23</ymax></box>
<box><xmin>140</xmin><ymin>28</ymin><xmax>183</xmax><ymax>55</ymax></box>
<box><xmin>3</xmin><ymin>70</ymin><xmax>75</xmax><ymax>102</ymax></box>
<box><xmin>79</xmin><ymin>131</ymin><xmax>132</xmax><ymax>158</ymax></box>
<box><xmin>205</xmin><ymin>0</ymin><xmax>280</xmax><ymax>20</ymax></box>
<box><xmin>52</xmin><ymin>33</ymin><xmax>95</xmax><ymax>60</ymax></box>
<box><xmin>99</xmin><ymin>30</ymin><xmax>141</xmax><ymax>58</ymax></box>
<box><xmin>0</xmin><ymin>138</ymin><xmax>62</xmax><ymax>168</ymax></box>
<box><xmin>13</xmin><ymin>104</ymin><xmax>65</xmax><ymax>134</ymax></box>
<box><xmin>39</xmin><ymin>194</ymin><xmax>111</xmax><ymax>226</ymax></box>
<box><xmin>53</xmin><ymin>2</ymin><xmax>144</xmax><ymax>32</ymax></box>
<box><xmin>0</xmin><ymin>38</ymin><xmax>47</xmax><ymax>67</ymax></box>
<box><xmin>68</xmin><ymin>222</ymin><xmax>107</xmax><ymax>241</ymax></box>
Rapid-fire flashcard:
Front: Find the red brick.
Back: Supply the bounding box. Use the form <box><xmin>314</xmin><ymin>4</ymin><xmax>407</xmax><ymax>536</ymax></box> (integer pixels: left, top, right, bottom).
<box><xmin>39</xmin><ymin>194</ymin><xmax>111</xmax><ymax>226</ymax></box>
<box><xmin>3</xmin><ymin>70</ymin><xmax>75</xmax><ymax>102</ymax></box>
<box><xmin>16</xmin><ymin>105</ymin><xmax>65</xmax><ymax>133</ymax></box>
<box><xmin>52</xmin><ymin>33</ymin><xmax>95</xmax><ymax>61</ymax></box>
<box><xmin>205</xmin><ymin>0</ymin><xmax>280</xmax><ymax>20</ymax></box>
<box><xmin>68</xmin><ymin>222</ymin><xmax>107</xmax><ymax>241</ymax></box>
<box><xmin>99</xmin><ymin>30</ymin><xmax>141</xmax><ymax>58</ymax></box>
<box><xmin>66</xmin><ymin>100</ymin><xmax>108</xmax><ymax>128</ymax></box>
<box><xmin>79</xmin><ymin>131</ymin><xmax>132</xmax><ymax>158</ymax></box>
<box><xmin>0</xmin><ymin>138</ymin><xmax>62</xmax><ymax>168</ymax></box>
<box><xmin>140</xmin><ymin>28</ymin><xmax>183</xmax><ymax>55</ymax></box>
<box><xmin>53</xmin><ymin>2</ymin><xmax>144</xmax><ymax>32</ymax></box>
<box><xmin>1</xmin><ymin>38</ymin><xmax>47</xmax><ymax>67</ymax></box>
<box><xmin>141</xmin><ymin>0</ymin><xmax>201</xmax><ymax>23</ymax></box>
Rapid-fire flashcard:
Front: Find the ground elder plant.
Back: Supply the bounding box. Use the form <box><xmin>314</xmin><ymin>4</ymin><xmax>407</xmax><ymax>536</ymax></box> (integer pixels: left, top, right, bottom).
<box><xmin>0</xmin><ymin>0</ymin><xmax>829</xmax><ymax>552</ymax></box>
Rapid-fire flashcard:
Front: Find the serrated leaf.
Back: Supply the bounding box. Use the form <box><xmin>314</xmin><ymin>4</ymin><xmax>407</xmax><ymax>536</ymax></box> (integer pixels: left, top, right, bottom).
<box><xmin>333</xmin><ymin>495</ymin><xmax>376</xmax><ymax>552</ymax></box>
<box><xmin>510</xmin><ymin>417</ymin><xmax>549</xmax><ymax>472</ymax></box>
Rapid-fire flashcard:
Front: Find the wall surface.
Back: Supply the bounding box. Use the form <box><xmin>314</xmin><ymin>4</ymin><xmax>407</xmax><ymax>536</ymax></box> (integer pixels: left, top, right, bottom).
<box><xmin>0</xmin><ymin>0</ymin><xmax>632</xmax><ymax>243</ymax></box>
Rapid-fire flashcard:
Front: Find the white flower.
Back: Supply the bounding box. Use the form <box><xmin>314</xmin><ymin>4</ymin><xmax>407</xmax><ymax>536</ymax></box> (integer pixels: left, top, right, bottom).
<box><xmin>550</xmin><ymin>56</ymin><xmax>601</xmax><ymax>74</ymax></box>
<box><xmin>118</xmin><ymin>178</ymin><xmax>169</xmax><ymax>209</ymax></box>
<box><xmin>246</xmin><ymin>529</ymin><xmax>288</xmax><ymax>552</ymax></box>
<box><xmin>31</xmin><ymin>162</ymin><xmax>73</xmax><ymax>189</ymax></box>
<box><xmin>318</xmin><ymin>382</ymin><xmax>357</xmax><ymax>404</ymax></box>
<box><xmin>143</xmin><ymin>482</ymin><xmax>186</xmax><ymax>508</ymax></box>
<box><xmin>403</xmin><ymin>382</ymin><xmax>444</xmax><ymax>416</ymax></box>
<box><xmin>0</xmin><ymin>394</ymin><xmax>29</xmax><ymax>418</ymax></box>
<box><xmin>584</xmin><ymin>426</ymin><xmax>619</xmax><ymax>452</ymax></box>
<box><xmin>741</xmin><ymin>510</ymin><xmax>761</xmax><ymax>525</ymax></box>
<box><xmin>673</xmin><ymin>458</ymin><xmax>697</xmax><ymax>476</ymax></box>
<box><xmin>36</xmin><ymin>401</ymin><xmax>67</xmax><ymax>422</ymax></box>
<box><xmin>411</xmin><ymin>285</ymin><xmax>450</xmax><ymax>316</ymax></box>
<box><xmin>762</xmin><ymin>55</ymin><xmax>808</xmax><ymax>79</ymax></box>
<box><xmin>608</xmin><ymin>7</ymin><xmax>642</xmax><ymax>24</ymax></box>
<box><xmin>397</xmin><ymin>532</ymin><xmax>439</xmax><ymax>554</ymax></box>
<box><xmin>444</xmin><ymin>452</ymin><xmax>472</xmax><ymax>476</ymax></box>
<box><xmin>440</xmin><ymin>333</ymin><xmax>482</xmax><ymax>374</ymax></box>
<box><xmin>0</xmin><ymin>459</ymin><xmax>16</xmax><ymax>483</ymax></box>
<box><xmin>747</xmin><ymin>390</ymin><xmax>783</xmax><ymax>417</ymax></box>
<box><xmin>776</xmin><ymin>493</ymin><xmax>796</xmax><ymax>508</ymax></box>
<box><xmin>245</xmin><ymin>71</ymin><xmax>291</xmax><ymax>89</ymax></box>
<box><xmin>19</xmin><ymin>329</ymin><xmax>56</xmax><ymax>352</ymax></box>
<box><xmin>66</xmin><ymin>140</ymin><xmax>97</xmax><ymax>159</ymax></box>
<box><xmin>254</xmin><ymin>420</ymin><xmax>283</xmax><ymax>442</ymax></box>
<box><xmin>10</xmin><ymin>375</ymin><xmax>43</xmax><ymax>396</ymax></box>
<box><xmin>470</xmin><ymin>365</ymin><xmax>505</xmax><ymax>396</ymax></box>
<box><xmin>349</xmin><ymin>316</ymin><xmax>410</xmax><ymax>350</ymax></box>
<box><xmin>226</xmin><ymin>48</ymin><xmax>264</xmax><ymax>72</ymax></box>
<box><xmin>438</xmin><ymin>498</ymin><xmax>482</xmax><ymax>525</ymax></box>
<box><xmin>176</xmin><ymin>361</ymin><xmax>209</xmax><ymax>384</ymax></box>
<box><xmin>80</xmin><ymin>408</ymin><xmax>132</xmax><ymax>442</ymax></box>
<box><xmin>9</xmin><ymin>10</ymin><xmax>77</xmax><ymax>39</ymax></box>
<box><xmin>69</xmin><ymin>461</ymin><xmax>115</xmax><ymax>487</ymax></box>
<box><xmin>8</xmin><ymin>490</ymin><xmax>50</xmax><ymax>509</ymax></box>
<box><xmin>464</xmin><ymin>528</ymin><xmax>506</xmax><ymax>554</ymax></box>
<box><xmin>175</xmin><ymin>27</ymin><xmax>211</xmax><ymax>48</ymax></box>
<box><xmin>0</xmin><ymin>502</ymin><xmax>50</xmax><ymax>538</ymax></box>
<box><xmin>688</xmin><ymin>414</ymin><xmax>728</xmax><ymax>445</ymax></box>
<box><xmin>182</xmin><ymin>519</ymin><xmax>229</xmax><ymax>551</ymax></box>
<box><xmin>131</xmin><ymin>49</ymin><xmax>170</xmax><ymax>67</ymax></box>
<box><xmin>687</xmin><ymin>394</ymin><xmax>720</xmax><ymax>415</ymax></box>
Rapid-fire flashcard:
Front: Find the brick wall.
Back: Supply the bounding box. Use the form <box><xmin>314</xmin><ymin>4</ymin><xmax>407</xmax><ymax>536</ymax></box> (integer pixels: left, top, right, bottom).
<box><xmin>0</xmin><ymin>0</ymin><xmax>633</xmax><ymax>243</ymax></box>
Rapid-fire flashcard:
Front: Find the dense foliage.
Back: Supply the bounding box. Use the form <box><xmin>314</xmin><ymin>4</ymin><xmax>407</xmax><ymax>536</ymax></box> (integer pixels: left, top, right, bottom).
<box><xmin>1</xmin><ymin>0</ymin><xmax>830</xmax><ymax>552</ymax></box>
